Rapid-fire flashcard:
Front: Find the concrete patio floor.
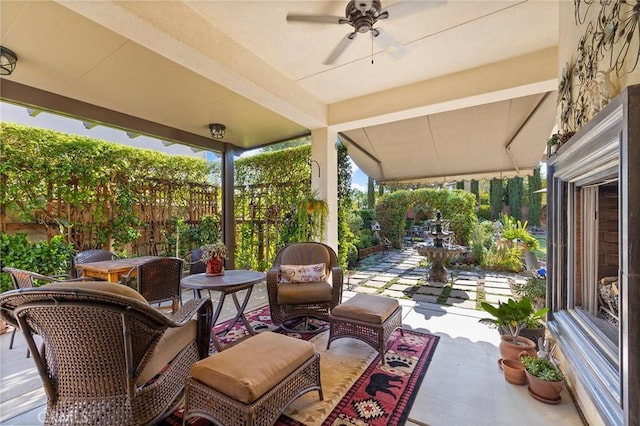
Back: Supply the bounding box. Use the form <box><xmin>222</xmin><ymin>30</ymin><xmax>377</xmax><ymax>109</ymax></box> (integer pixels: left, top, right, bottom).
<box><xmin>0</xmin><ymin>248</ymin><xmax>586</xmax><ymax>425</ymax></box>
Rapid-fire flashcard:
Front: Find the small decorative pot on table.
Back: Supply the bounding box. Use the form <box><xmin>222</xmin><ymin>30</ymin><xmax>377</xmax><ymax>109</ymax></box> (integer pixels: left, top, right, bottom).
<box><xmin>200</xmin><ymin>241</ymin><xmax>228</xmax><ymax>277</ymax></box>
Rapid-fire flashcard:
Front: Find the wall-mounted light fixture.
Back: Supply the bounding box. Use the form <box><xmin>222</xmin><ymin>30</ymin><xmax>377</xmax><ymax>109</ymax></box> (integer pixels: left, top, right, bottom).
<box><xmin>0</xmin><ymin>46</ymin><xmax>18</xmax><ymax>76</ymax></box>
<box><xmin>208</xmin><ymin>123</ymin><xmax>226</xmax><ymax>139</ymax></box>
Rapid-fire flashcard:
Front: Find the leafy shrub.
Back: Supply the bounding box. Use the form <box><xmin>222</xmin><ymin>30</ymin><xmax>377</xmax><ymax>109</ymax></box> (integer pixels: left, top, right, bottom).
<box><xmin>0</xmin><ymin>233</ymin><xmax>74</xmax><ymax>292</ymax></box>
<box><xmin>481</xmin><ymin>244</ymin><xmax>524</xmax><ymax>272</ymax></box>
<box><xmin>500</xmin><ymin>214</ymin><xmax>539</xmax><ymax>251</ymax></box>
<box><xmin>477</xmin><ymin>205</ymin><xmax>491</xmax><ymax>221</ymax></box>
<box><xmin>514</xmin><ymin>275</ymin><xmax>546</xmax><ymax>310</ymax></box>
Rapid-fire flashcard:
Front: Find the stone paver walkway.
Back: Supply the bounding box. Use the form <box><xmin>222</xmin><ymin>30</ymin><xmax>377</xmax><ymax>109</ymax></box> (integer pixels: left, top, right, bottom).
<box><xmin>349</xmin><ymin>247</ymin><xmax>527</xmax><ymax>311</ymax></box>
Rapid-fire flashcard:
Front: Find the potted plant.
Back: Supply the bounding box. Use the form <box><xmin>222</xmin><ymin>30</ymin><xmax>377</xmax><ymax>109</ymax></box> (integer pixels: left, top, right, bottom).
<box><xmin>200</xmin><ymin>241</ymin><xmax>228</xmax><ymax>276</ymax></box>
<box><xmin>479</xmin><ymin>297</ymin><xmax>548</xmax><ymax>360</ymax></box>
<box><xmin>520</xmin><ymin>356</ymin><xmax>564</xmax><ymax>403</ymax></box>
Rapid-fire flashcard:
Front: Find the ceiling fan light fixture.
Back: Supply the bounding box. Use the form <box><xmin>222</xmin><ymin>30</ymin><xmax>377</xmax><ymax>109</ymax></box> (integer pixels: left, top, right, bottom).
<box><xmin>0</xmin><ymin>46</ymin><xmax>18</xmax><ymax>76</ymax></box>
<box><xmin>209</xmin><ymin>123</ymin><xmax>226</xmax><ymax>139</ymax></box>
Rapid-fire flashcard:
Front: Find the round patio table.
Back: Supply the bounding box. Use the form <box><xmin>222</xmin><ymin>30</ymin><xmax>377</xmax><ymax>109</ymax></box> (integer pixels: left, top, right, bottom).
<box><xmin>181</xmin><ymin>270</ymin><xmax>265</xmax><ymax>352</ymax></box>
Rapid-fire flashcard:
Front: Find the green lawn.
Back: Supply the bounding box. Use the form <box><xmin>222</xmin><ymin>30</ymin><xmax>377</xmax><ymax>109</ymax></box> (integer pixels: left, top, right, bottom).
<box><xmin>533</xmin><ymin>234</ymin><xmax>547</xmax><ymax>260</ymax></box>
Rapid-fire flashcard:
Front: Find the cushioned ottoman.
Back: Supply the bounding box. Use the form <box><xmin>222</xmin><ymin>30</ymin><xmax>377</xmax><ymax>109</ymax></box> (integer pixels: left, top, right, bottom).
<box><xmin>184</xmin><ymin>331</ymin><xmax>322</xmax><ymax>426</ymax></box>
<box><xmin>326</xmin><ymin>294</ymin><xmax>403</xmax><ymax>364</ymax></box>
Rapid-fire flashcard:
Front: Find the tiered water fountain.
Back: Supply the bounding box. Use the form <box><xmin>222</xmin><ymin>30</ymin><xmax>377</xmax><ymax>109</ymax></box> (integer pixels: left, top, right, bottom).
<box><xmin>416</xmin><ymin>210</ymin><xmax>466</xmax><ymax>282</ymax></box>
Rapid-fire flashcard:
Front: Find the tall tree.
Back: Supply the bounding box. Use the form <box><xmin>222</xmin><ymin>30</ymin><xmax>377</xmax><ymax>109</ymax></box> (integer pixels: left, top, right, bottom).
<box><xmin>490</xmin><ymin>178</ymin><xmax>503</xmax><ymax>220</ymax></box>
<box><xmin>470</xmin><ymin>179</ymin><xmax>479</xmax><ymax>204</ymax></box>
<box><xmin>528</xmin><ymin>166</ymin><xmax>542</xmax><ymax>226</ymax></box>
<box><xmin>367</xmin><ymin>177</ymin><xmax>375</xmax><ymax>209</ymax></box>
<box><xmin>508</xmin><ymin>176</ymin><xmax>523</xmax><ymax>221</ymax></box>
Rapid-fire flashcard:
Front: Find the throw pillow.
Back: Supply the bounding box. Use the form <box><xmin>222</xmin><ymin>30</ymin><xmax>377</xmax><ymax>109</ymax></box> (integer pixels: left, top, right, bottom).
<box><xmin>280</xmin><ymin>263</ymin><xmax>327</xmax><ymax>283</ymax></box>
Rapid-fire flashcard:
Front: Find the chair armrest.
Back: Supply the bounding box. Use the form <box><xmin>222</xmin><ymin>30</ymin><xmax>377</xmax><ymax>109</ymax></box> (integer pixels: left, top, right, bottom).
<box><xmin>266</xmin><ymin>268</ymin><xmax>280</xmax><ymax>306</ymax></box>
<box><xmin>167</xmin><ymin>298</ymin><xmax>213</xmax><ymax>359</ymax></box>
<box><xmin>331</xmin><ymin>266</ymin><xmax>344</xmax><ymax>305</ymax></box>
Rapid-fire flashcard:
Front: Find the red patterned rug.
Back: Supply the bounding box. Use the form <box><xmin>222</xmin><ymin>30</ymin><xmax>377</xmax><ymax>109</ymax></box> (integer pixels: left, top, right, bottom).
<box><xmin>160</xmin><ymin>305</ymin><xmax>439</xmax><ymax>426</ymax></box>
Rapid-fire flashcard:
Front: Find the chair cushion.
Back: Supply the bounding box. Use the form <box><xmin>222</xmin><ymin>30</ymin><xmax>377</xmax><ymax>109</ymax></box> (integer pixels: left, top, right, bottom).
<box><xmin>331</xmin><ymin>294</ymin><xmax>400</xmax><ymax>325</ymax></box>
<box><xmin>277</xmin><ymin>282</ymin><xmax>333</xmax><ymax>304</ymax></box>
<box><xmin>137</xmin><ymin>319</ymin><xmax>197</xmax><ymax>385</ymax></box>
<box><xmin>280</xmin><ymin>243</ymin><xmax>330</xmax><ymax>270</ymax></box>
<box><xmin>280</xmin><ymin>263</ymin><xmax>327</xmax><ymax>283</ymax></box>
<box><xmin>191</xmin><ymin>331</ymin><xmax>315</xmax><ymax>404</ymax></box>
<box><xmin>40</xmin><ymin>281</ymin><xmax>149</xmax><ymax>304</ymax></box>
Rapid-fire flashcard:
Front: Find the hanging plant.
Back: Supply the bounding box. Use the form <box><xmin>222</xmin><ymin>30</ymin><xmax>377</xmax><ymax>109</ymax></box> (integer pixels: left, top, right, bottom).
<box><xmin>295</xmin><ymin>191</ymin><xmax>329</xmax><ymax>242</ymax></box>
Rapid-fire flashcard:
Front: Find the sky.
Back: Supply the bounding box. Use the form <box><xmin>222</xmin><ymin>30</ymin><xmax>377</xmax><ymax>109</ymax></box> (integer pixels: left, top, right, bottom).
<box><xmin>1</xmin><ymin>102</ymin><xmax>369</xmax><ymax>191</ymax></box>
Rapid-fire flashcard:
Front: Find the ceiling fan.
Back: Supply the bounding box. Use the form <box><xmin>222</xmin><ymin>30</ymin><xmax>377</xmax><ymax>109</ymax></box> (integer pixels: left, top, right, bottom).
<box><xmin>286</xmin><ymin>0</ymin><xmax>431</xmax><ymax>65</ymax></box>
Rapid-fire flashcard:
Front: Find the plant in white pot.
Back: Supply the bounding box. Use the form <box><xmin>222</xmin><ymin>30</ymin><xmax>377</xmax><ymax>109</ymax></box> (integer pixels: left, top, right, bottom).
<box><xmin>479</xmin><ymin>297</ymin><xmax>548</xmax><ymax>360</ymax></box>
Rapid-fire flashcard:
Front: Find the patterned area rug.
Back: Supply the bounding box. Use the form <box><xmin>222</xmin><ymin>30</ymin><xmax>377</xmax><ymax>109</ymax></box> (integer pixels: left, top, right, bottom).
<box><xmin>161</xmin><ymin>305</ymin><xmax>439</xmax><ymax>426</ymax></box>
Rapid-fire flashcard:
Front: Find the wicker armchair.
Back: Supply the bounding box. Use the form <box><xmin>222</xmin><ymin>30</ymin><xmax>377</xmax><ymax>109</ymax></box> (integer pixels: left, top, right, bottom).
<box><xmin>71</xmin><ymin>249</ymin><xmax>119</xmax><ymax>278</ymax></box>
<box><xmin>121</xmin><ymin>257</ymin><xmax>184</xmax><ymax>312</ymax></box>
<box><xmin>267</xmin><ymin>242</ymin><xmax>343</xmax><ymax>333</ymax></box>
<box><xmin>0</xmin><ymin>281</ymin><xmax>213</xmax><ymax>425</ymax></box>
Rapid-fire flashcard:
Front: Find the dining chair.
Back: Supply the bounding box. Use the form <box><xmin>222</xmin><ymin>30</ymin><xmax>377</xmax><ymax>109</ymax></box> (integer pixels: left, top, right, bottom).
<box><xmin>121</xmin><ymin>257</ymin><xmax>184</xmax><ymax>312</ymax></box>
<box><xmin>186</xmin><ymin>248</ymin><xmax>206</xmax><ymax>275</ymax></box>
<box><xmin>71</xmin><ymin>249</ymin><xmax>119</xmax><ymax>278</ymax></box>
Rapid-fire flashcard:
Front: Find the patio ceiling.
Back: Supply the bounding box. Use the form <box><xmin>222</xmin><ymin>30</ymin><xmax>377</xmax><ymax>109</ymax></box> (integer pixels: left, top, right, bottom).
<box><xmin>0</xmin><ymin>0</ymin><xmax>559</xmax><ymax>183</ymax></box>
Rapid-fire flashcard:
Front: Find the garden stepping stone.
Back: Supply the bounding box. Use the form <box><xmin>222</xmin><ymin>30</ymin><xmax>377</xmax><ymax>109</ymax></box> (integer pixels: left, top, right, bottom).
<box><xmin>362</xmin><ymin>280</ymin><xmax>388</xmax><ymax>289</ymax></box>
<box><xmin>382</xmin><ymin>289</ymin><xmax>406</xmax><ymax>299</ymax></box>
<box><xmin>415</xmin><ymin>286</ymin><xmax>443</xmax><ymax>296</ymax></box>
<box><xmin>398</xmin><ymin>278</ymin><xmax>420</xmax><ymax>285</ymax></box>
<box><xmin>371</xmin><ymin>275</ymin><xmax>395</xmax><ymax>282</ymax></box>
<box><xmin>452</xmin><ymin>283</ymin><xmax>478</xmax><ymax>292</ymax></box>
<box><xmin>388</xmin><ymin>284</ymin><xmax>411</xmax><ymax>292</ymax></box>
<box><xmin>485</xmin><ymin>293</ymin><xmax>511</xmax><ymax>304</ymax></box>
<box><xmin>448</xmin><ymin>288</ymin><xmax>476</xmax><ymax>300</ymax></box>
<box><xmin>412</xmin><ymin>294</ymin><xmax>440</xmax><ymax>304</ymax></box>
<box><xmin>484</xmin><ymin>286</ymin><xmax>513</xmax><ymax>296</ymax></box>
<box><xmin>448</xmin><ymin>299</ymin><xmax>477</xmax><ymax>309</ymax></box>
<box><xmin>454</xmin><ymin>279</ymin><xmax>479</xmax><ymax>286</ymax></box>
<box><xmin>352</xmin><ymin>286</ymin><xmax>379</xmax><ymax>295</ymax></box>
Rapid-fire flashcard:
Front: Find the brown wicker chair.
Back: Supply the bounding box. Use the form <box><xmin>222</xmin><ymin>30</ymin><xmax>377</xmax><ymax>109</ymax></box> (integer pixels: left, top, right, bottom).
<box><xmin>121</xmin><ymin>257</ymin><xmax>184</xmax><ymax>312</ymax></box>
<box><xmin>266</xmin><ymin>242</ymin><xmax>343</xmax><ymax>333</ymax></box>
<box><xmin>0</xmin><ymin>281</ymin><xmax>213</xmax><ymax>425</ymax></box>
<box><xmin>71</xmin><ymin>249</ymin><xmax>119</xmax><ymax>278</ymax></box>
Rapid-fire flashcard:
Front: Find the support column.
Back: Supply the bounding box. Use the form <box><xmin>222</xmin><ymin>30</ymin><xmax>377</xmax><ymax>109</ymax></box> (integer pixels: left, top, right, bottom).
<box><xmin>222</xmin><ymin>147</ymin><xmax>235</xmax><ymax>269</ymax></box>
<box><xmin>311</xmin><ymin>128</ymin><xmax>338</xmax><ymax>253</ymax></box>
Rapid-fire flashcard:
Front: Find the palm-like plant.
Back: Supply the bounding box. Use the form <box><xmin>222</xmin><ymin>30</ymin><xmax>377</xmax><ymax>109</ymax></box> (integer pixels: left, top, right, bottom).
<box><xmin>479</xmin><ymin>297</ymin><xmax>548</xmax><ymax>343</ymax></box>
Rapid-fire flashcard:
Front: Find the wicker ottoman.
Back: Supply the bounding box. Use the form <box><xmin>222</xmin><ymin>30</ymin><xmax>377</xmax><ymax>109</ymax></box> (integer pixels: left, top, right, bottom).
<box><xmin>327</xmin><ymin>294</ymin><xmax>403</xmax><ymax>365</ymax></box>
<box><xmin>184</xmin><ymin>331</ymin><xmax>322</xmax><ymax>426</ymax></box>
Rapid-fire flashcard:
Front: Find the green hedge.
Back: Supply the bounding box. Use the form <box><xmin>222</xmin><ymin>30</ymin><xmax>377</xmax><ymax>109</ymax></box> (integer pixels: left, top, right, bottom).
<box><xmin>375</xmin><ymin>188</ymin><xmax>477</xmax><ymax>248</ymax></box>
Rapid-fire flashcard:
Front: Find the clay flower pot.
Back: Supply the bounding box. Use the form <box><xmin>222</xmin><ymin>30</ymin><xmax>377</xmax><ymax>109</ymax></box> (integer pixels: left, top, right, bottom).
<box><xmin>525</xmin><ymin>371</ymin><xmax>564</xmax><ymax>403</ymax></box>
<box><xmin>499</xmin><ymin>335</ymin><xmax>536</xmax><ymax>360</ymax></box>
<box><xmin>501</xmin><ymin>359</ymin><xmax>526</xmax><ymax>385</ymax></box>
<box><xmin>206</xmin><ymin>257</ymin><xmax>224</xmax><ymax>276</ymax></box>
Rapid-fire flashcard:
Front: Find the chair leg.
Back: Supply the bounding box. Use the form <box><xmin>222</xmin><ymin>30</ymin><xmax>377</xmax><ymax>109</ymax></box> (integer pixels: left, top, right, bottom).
<box><xmin>9</xmin><ymin>328</ymin><xmax>16</xmax><ymax>349</ymax></box>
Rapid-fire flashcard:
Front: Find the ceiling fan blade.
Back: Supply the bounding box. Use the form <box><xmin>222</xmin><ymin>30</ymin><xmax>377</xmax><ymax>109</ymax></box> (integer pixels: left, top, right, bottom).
<box><xmin>381</xmin><ymin>0</ymin><xmax>447</xmax><ymax>20</ymax></box>
<box><xmin>323</xmin><ymin>32</ymin><xmax>357</xmax><ymax>65</ymax></box>
<box><xmin>286</xmin><ymin>14</ymin><xmax>346</xmax><ymax>25</ymax></box>
<box><xmin>373</xmin><ymin>28</ymin><xmax>406</xmax><ymax>59</ymax></box>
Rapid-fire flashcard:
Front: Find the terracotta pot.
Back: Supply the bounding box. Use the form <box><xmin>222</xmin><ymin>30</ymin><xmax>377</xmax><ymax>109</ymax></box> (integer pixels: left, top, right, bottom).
<box><xmin>499</xmin><ymin>335</ymin><xmax>536</xmax><ymax>360</ymax></box>
<box><xmin>525</xmin><ymin>371</ymin><xmax>564</xmax><ymax>402</ymax></box>
<box><xmin>206</xmin><ymin>257</ymin><xmax>224</xmax><ymax>276</ymax></box>
<box><xmin>501</xmin><ymin>359</ymin><xmax>526</xmax><ymax>385</ymax></box>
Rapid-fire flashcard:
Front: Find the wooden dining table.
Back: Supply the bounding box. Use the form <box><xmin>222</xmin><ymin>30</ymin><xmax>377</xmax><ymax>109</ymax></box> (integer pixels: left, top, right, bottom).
<box><xmin>75</xmin><ymin>255</ymin><xmax>161</xmax><ymax>283</ymax></box>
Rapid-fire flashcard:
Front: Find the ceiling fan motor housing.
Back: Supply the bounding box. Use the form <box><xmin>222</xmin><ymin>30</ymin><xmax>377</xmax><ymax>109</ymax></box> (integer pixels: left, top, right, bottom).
<box><xmin>345</xmin><ymin>0</ymin><xmax>383</xmax><ymax>33</ymax></box>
